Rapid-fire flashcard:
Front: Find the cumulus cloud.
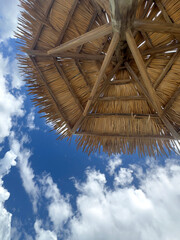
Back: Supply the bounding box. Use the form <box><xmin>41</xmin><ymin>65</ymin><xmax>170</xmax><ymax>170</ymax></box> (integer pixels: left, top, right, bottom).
<box><xmin>10</xmin><ymin>58</ymin><xmax>24</xmax><ymax>89</ymax></box>
<box><xmin>34</xmin><ymin>220</ymin><xmax>57</xmax><ymax>240</ymax></box>
<box><xmin>0</xmin><ymin>0</ymin><xmax>20</xmax><ymax>42</ymax></box>
<box><xmin>9</xmin><ymin>135</ymin><xmax>39</xmax><ymax>213</ymax></box>
<box><xmin>4</xmin><ymin>152</ymin><xmax>179</xmax><ymax>240</ymax></box>
<box><xmin>41</xmin><ymin>175</ymin><xmax>72</xmax><ymax>232</ymax></box>
<box><xmin>0</xmin><ymin>53</ymin><xmax>24</xmax><ymax>143</ymax></box>
<box><xmin>67</xmin><ymin>160</ymin><xmax>180</xmax><ymax>240</ymax></box>
<box><xmin>27</xmin><ymin>109</ymin><xmax>39</xmax><ymax>131</ymax></box>
<box><xmin>0</xmin><ymin>145</ymin><xmax>18</xmax><ymax>240</ymax></box>
<box><xmin>0</xmin><ymin>181</ymin><xmax>12</xmax><ymax>240</ymax></box>
<box><xmin>106</xmin><ymin>154</ymin><xmax>122</xmax><ymax>175</ymax></box>
<box><xmin>114</xmin><ymin>168</ymin><xmax>133</xmax><ymax>187</ymax></box>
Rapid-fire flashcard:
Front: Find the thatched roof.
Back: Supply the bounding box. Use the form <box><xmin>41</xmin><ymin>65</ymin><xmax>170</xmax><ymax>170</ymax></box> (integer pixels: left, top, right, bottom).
<box><xmin>17</xmin><ymin>0</ymin><xmax>180</xmax><ymax>156</ymax></box>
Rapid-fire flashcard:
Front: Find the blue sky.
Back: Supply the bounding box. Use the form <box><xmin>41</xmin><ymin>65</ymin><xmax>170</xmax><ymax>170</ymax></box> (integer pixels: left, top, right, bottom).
<box><xmin>0</xmin><ymin>1</ymin><xmax>180</xmax><ymax>240</ymax></box>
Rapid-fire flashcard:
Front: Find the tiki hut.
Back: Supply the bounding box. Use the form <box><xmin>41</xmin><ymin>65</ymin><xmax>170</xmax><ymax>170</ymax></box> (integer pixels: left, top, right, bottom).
<box><xmin>17</xmin><ymin>0</ymin><xmax>180</xmax><ymax>156</ymax></box>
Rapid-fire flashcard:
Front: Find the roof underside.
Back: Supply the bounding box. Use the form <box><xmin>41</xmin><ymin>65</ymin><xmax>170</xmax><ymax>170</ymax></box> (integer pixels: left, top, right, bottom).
<box><xmin>17</xmin><ymin>0</ymin><xmax>180</xmax><ymax>156</ymax></box>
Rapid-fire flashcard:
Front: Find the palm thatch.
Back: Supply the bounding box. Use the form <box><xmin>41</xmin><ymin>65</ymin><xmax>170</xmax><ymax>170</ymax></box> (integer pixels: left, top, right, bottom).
<box><xmin>17</xmin><ymin>0</ymin><xmax>180</xmax><ymax>156</ymax></box>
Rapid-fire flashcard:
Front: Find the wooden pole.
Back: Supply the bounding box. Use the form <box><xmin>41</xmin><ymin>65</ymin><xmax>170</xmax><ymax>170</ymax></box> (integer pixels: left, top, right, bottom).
<box><xmin>109</xmin><ymin>0</ymin><xmax>138</xmax><ymax>38</ymax></box>
<box><xmin>125</xmin><ymin>31</ymin><xmax>180</xmax><ymax>139</ymax></box>
<box><xmin>48</xmin><ymin>23</ymin><xmax>112</xmax><ymax>55</ymax></box>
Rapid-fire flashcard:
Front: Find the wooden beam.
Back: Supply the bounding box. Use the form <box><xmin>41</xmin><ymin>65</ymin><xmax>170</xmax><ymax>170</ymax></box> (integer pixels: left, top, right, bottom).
<box><xmin>134</xmin><ymin>20</ymin><xmax>180</xmax><ymax>34</ymax></box>
<box><xmin>110</xmin><ymin>79</ymin><xmax>132</xmax><ymax>85</ymax></box>
<box><xmin>75</xmin><ymin>11</ymin><xmax>98</xmax><ymax>90</ymax></box>
<box><xmin>26</xmin><ymin>49</ymin><xmax>108</xmax><ymax>61</ymax></box>
<box><xmin>71</xmin><ymin>32</ymin><xmax>120</xmax><ymax>132</ymax></box>
<box><xmin>109</xmin><ymin>0</ymin><xmax>138</xmax><ymax>39</ymax></box>
<box><xmin>31</xmin><ymin>0</ymin><xmax>55</xmax><ymax>49</ymax></box>
<box><xmin>99</xmin><ymin>96</ymin><xmax>145</xmax><ymax>101</ymax></box>
<box><xmin>142</xmin><ymin>42</ymin><xmax>180</xmax><ymax>56</ymax></box>
<box><xmin>53</xmin><ymin>58</ymin><xmax>84</xmax><ymax>112</ymax></box>
<box><xmin>163</xmin><ymin>87</ymin><xmax>180</xmax><ymax>113</ymax></box>
<box><xmin>76</xmin><ymin>11</ymin><xmax>98</xmax><ymax>54</ymax></box>
<box><xmin>55</xmin><ymin>0</ymin><xmax>79</xmax><ymax>46</ymax></box>
<box><xmin>126</xmin><ymin>29</ymin><xmax>162</xmax><ymax>113</ymax></box>
<box><xmin>48</xmin><ymin>23</ymin><xmax>112</xmax><ymax>55</ymax></box>
<box><xmin>125</xmin><ymin>62</ymin><xmax>153</xmax><ymax>102</ymax></box>
<box><xmin>75</xmin><ymin>132</ymin><xmax>177</xmax><ymax>140</ymax></box>
<box><xmin>94</xmin><ymin>0</ymin><xmax>111</xmax><ymax>15</ymax></box>
<box><xmin>125</xmin><ymin>31</ymin><xmax>180</xmax><ymax>139</ymax></box>
<box><xmin>87</xmin><ymin>113</ymin><xmax>159</xmax><ymax>119</ymax></box>
<box><xmin>29</xmin><ymin>56</ymin><xmax>72</xmax><ymax>131</ymax></box>
<box><xmin>153</xmin><ymin>51</ymin><xmax>179</xmax><ymax>89</ymax></box>
<box><xmin>141</xmin><ymin>31</ymin><xmax>153</xmax><ymax>49</ymax></box>
<box><xmin>154</xmin><ymin>0</ymin><xmax>180</xmax><ymax>41</ymax></box>
<box><xmin>75</xmin><ymin>61</ymin><xmax>91</xmax><ymax>90</ymax></box>
<box><xmin>83</xmin><ymin>32</ymin><xmax>120</xmax><ymax>116</ymax></box>
<box><xmin>154</xmin><ymin>0</ymin><xmax>172</xmax><ymax>23</ymax></box>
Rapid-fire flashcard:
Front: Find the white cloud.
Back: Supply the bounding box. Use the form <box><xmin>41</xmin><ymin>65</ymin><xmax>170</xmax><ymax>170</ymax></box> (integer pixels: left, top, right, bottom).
<box><xmin>0</xmin><ymin>150</ymin><xmax>17</xmax><ymax>177</ymax></box>
<box><xmin>9</xmin><ymin>134</ymin><xmax>39</xmax><ymax>212</ymax></box>
<box><xmin>0</xmin><ymin>148</ymin><xmax>18</xmax><ymax>240</ymax></box>
<box><xmin>27</xmin><ymin>110</ymin><xmax>38</xmax><ymax>130</ymax></box>
<box><xmin>67</xmin><ymin>161</ymin><xmax>180</xmax><ymax>240</ymax></box>
<box><xmin>114</xmin><ymin>168</ymin><xmax>133</xmax><ymax>187</ymax></box>
<box><xmin>0</xmin><ymin>0</ymin><xmax>20</xmax><ymax>42</ymax></box>
<box><xmin>0</xmin><ymin>53</ymin><xmax>24</xmax><ymax>143</ymax></box>
<box><xmin>106</xmin><ymin>154</ymin><xmax>122</xmax><ymax>175</ymax></box>
<box><xmin>41</xmin><ymin>175</ymin><xmax>72</xmax><ymax>232</ymax></box>
<box><xmin>10</xmin><ymin>58</ymin><xmax>24</xmax><ymax>89</ymax></box>
<box><xmin>34</xmin><ymin>220</ymin><xmax>57</xmax><ymax>240</ymax></box>
<box><xmin>0</xmin><ymin>189</ymin><xmax>12</xmax><ymax>240</ymax></box>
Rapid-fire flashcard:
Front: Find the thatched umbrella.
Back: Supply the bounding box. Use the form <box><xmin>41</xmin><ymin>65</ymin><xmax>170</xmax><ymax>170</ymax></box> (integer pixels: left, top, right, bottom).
<box><xmin>17</xmin><ymin>0</ymin><xmax>180</xmax><ymax>156</ymax></box>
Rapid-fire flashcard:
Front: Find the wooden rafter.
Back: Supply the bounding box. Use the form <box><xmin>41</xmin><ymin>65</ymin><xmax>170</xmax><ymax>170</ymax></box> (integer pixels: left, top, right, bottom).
<box><xmin>110</xmin><ymin>79</ymin><xmax>132</xmax><ymax>85</ymax></box>
<box><xmin>53</xmin><ymin>58</ymin><xmax>84</xmax><ymax>112</ymax></box>
<box><xmin>87</xmin><ymin>113</ymin><xmax>159</xmax><ymax>119</ymax></box>
<box><xmin>31</xmin><ymin>0</ymin><xmax>55</xmax><ymax>49</ymax></box>
<box><xmin>153</xmin><ymin>50</ymin><xmax>179</xmax><ymax>89</ymax></box>
<box><xmin>125</xmin><ymin>62</ymin><xmax>153</xmax><ymax>102</ymax></box>
<box><xmin>141</xmin><ymin>31</ymin><xmax>153</xmax><ymax>49</ymax></box>
<box><xmin>55</xmin><ymin>0</ymin><xmax>79</xmax><ymax>46</ymax></box>
<box><xmin>75</xmin><ymin>10</ymin><xmax>98</xmax><ymax>90</ymax></box>
<box><xmin>126</xmin><ymin>30</ymin><xmax>162</xmax><ymax>112</ymax></box>
<box><xmin>142</xmin><ymin>42</ymin><xmax>180</xmax><ymax>56</ymax></box>
<box><xmin>75</xmin><ymin>62</ymin><xmax>91</xmax><ymax>90</ymax></box>
<box><xmin>29</xmin><ymin>56</ymin><xmax>72</xmax><ymax>131</ymax></box>
<box><xmin>83</xmin><ymin>32</ymin><xmax>120</xmax><ymax>115</ymax></box>
<box><xmin>163</xmin><ymin>87</ymin><xmax>180</xmax><ymax>114</ymax></box>
<box><xmin>48</xmin><ymin>23</ymin><xmax>112</xmax><ymax>55</ymax></box>
<box><xmin>125</xmin><ymin>62</ymin><xmax>180</xmax><ymax>139</ymax></box>
<box><xmin>94</xmin><ymin>0</ymin><xmax>111</xmax><ymax>15</ymax></box>
<box><xmin>125</xmin><ymin>30</ymin><xmax>180</xmax><ymax>139</ymax></box>
<box><xmin>76</xmin><ymin>11</ymin><xmax>98</xmax><ymax>54</ymax></box>
<box><xmin>154</xmin><ymin>0</ymin><xmax>180</xmax><ymax>41</ymax></box>
<box><xmin>71</xmin><ymin>32</ymin><xmax>120</xmax><ymax>133</ymax></box>
<box><xmin>75</xmin><ymin>132</ymin><xmax>176</xmax><ymax>140</ymax></box>
<box><xmin>134</xmin><ymin>20</ymin><xmax>180</xmax><ymax>34</ymax></box>
<box><xmin>154</xmin><ymin>0</ymin><xmax>171</xmax><ymax>23</ymax></box>
<box><xmin>99</xmin><ymin>96</ymin><xmax>145</xmax><ymax>101</ymax></box>
<box><xmin>26</xmin><ymin>50</ymin><xmax>108</xmax><ymax>61</ymax></box>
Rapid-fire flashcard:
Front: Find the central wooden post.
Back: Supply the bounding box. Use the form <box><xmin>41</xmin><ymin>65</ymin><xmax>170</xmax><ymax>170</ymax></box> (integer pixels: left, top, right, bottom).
<box><xmin>109</xmin><ymin>0</ymin><xmax>138</xmax><ymax>61</ymax></box>
<box><xmin>109</xmin><ymin>0</ymin><xmax>138</xmax><ymax>38</ymax></box>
